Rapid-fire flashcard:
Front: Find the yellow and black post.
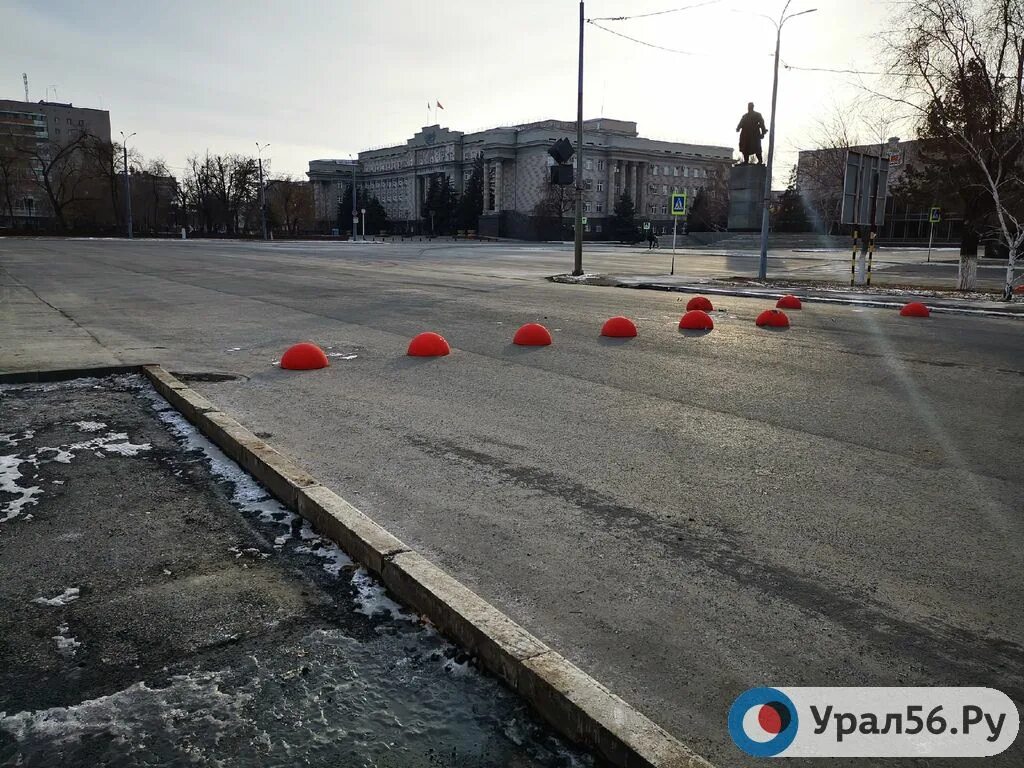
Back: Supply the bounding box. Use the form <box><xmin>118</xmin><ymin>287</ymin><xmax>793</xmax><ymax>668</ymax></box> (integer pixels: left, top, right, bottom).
<box><xmin>866</xmin><ymin>231</ymin><xmax>876</xmax><ymax>286</ymax></box>
<box><xmin>850</xmin><ymin>229</ymin><xmax>859</xmax><ymax>287</ymax></box>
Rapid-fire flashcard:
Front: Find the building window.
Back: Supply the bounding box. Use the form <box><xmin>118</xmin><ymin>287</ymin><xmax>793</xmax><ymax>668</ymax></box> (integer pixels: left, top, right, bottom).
<box><xmin>662</xmin><ymin>184</ymin><xmax>668</xmax><ymax>194</ymax></box>
<box><xmin>664</xmin><ymin>165</ymin><xmax>671</xmax><ymax>175</ymax></box>
<box><xmin>596</xmin><ymin>181</ymin><xmax>604</xmax><ymax>192</ymax></box>
<box><xmin>596</xmin><ymin>202</ymin><xmax>604</xmax><ymax>213</ymax></box>
<box><xmin>585</xmin><ymin>159</ymin><xmax>593</xmax><ymax>170</ymax></box>
<box><xmin>652</xmin><ymin>165</ymin><xmax>659</xmax><ymax>175</ymax></box>
<box><xmin>596</xmin><ymin>224</ymin><xmax>603</xmax><ymax>233</ymax></box>
<box><xmin>673</xmin><ymin>167</ymin><xmax>680</xmax><ymax>176</ymax></box>
<box><xmin>597</xmin><ymin>160</ymin><xmax>605</xmax><ymax>171</ymax></box>
<box><xmin>585</xmin><ymin>179</ymin><xmax>593</xmax><ymax>190</ymax></box>
<box><xmin>584</xmin><ymin>202</ymin><xmax>591</xmax><ymax>213</ymax></box>
<box><xmin>661</xmin><ymin>205</ymin><xmax>668</xmax><ymax>215</ymax></box>
<box><xmin>585</xmin><ymin>224</ymin><xmax>591</xmax><ymax>232</ymax></box>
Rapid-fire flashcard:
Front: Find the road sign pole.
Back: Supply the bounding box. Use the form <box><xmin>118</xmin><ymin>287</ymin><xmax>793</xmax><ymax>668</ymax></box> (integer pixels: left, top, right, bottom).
<box><xmin>671</xmin><ymin>217</ymin><xmax>677</xmax><ymax>275</ymax></box>
<box><xmin>927</xmin><ymin>220</ymin><xmax>934</xmax><ymax>263</ymax></box>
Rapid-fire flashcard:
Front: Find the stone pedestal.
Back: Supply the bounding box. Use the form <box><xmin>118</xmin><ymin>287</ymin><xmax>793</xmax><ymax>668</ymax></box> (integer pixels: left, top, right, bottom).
<box><xmin>727</xmin><ymin>163</ymin><xmax>767</xmax><ymax>231</ymax></box>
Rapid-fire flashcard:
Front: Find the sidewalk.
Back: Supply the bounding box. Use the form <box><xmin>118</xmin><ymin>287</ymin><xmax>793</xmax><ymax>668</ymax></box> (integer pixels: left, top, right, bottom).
<box><xmin>550</xmin><ymin>273</ymin><xmax>1024</xmax><ymax>317</ymax></box>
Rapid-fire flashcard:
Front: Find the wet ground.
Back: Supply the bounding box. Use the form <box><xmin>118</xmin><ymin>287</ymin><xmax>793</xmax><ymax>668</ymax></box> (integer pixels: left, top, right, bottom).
<box><xmin>0</xmin><ymin>375</ymin><xmax>589</xmax><ymax>767</ymax></box>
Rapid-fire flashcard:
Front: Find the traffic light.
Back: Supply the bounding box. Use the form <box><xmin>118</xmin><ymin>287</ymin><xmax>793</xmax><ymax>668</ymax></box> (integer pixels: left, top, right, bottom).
<box><xmin>548</xmin><ymin>138</ymin><xmax>575</xmax><ymax>186</ymax></box>
<box><xmin>547</xmin><ymin>138</ymin><xmax>575</xmax><ymax>165</ymax></box>
<box><xmin>550</xmin><ymin>165</ymin><xmax>574</xmax><ymax>186</ymax></box>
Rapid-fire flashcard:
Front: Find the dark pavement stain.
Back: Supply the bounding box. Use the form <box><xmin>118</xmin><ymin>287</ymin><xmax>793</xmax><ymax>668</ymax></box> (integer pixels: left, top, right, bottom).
<box><xmin>409</xmin><ymin>435</ymin><xmax>1024</xmax><ymax>702</ymax></box>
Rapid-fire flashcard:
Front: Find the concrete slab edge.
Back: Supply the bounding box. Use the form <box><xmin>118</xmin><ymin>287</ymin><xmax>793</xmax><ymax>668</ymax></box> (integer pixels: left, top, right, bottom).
<box><xmin>139</xmin><ymin>364</ymin><xmax>716</xmax><ymax>768</ymax></box>
<box><xmin>622</xmin><ymin>282</ymin><xmax>1023</xmax><ymax>319</ymax></box>
<box><xmin>0</xmin><ymin>364</ymin><xmax>141</xmax><ymax>384</ymax></box>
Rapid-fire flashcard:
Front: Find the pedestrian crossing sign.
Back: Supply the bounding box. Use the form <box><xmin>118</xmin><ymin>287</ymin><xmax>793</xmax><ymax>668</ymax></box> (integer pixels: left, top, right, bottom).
<box><xmin>671</xmin><ymin>193</ymin><xmax>687</xmax><ymax>216</ymax></box>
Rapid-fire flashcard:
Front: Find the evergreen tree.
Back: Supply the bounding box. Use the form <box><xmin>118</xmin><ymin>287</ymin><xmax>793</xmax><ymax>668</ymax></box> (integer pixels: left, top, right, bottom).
<box><xmin>364</xmin><ymin>196</ymin><xmax>389</xmax><ymax>234</ymax></box>
<box><xmin>455</xmin><ymin>157</ymin><xmax>484</xmax><ymax>231</ymax></box>
<box><xmin>609</xmin><ymin>193</ymin><xmax>640</xmax><ymax>242</ymax></box>
<box><xmin>422</xmin><ymin>174</ymin><xmax>459</xmax><ymax>235</ymax></box>
<box><xmin>772</xmin><ymin>170</ymin><xmax>811</xmax><ymax>233</ymax></box>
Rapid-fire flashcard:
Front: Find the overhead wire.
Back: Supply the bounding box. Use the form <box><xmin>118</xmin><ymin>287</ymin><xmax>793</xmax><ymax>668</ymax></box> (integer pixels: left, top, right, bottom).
<box><xmin>589</xmin><ymin>0</ymin><xmax>721</xmax><ymax>22</ymax></box>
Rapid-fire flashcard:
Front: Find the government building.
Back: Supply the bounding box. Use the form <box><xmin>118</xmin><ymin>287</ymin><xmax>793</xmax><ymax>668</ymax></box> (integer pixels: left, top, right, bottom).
<box><xmin>308</xmin><ymin>118</ymin><xmax>733</xmax><ymax>239</ymax></box>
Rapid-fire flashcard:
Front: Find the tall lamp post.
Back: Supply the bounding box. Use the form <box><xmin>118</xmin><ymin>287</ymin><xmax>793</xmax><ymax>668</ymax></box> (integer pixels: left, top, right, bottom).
<box><xmin>756</xmin><ymin>1</ymin><xmax>817</xmax><ymax>280</ymax></box>
<box><xmin>256</xmin><ymin>142</ymin><xmax>270</xmax><ymax>240</ymax></box>
<box><xmin>572</xmin><ymin>0</ymin><xmax>585</xmax><ymax>276</ymax></box>
<box><xmin>119</xmin><ymin>131</ymin><xmax>136</xmax><ymax>239</ymax></box>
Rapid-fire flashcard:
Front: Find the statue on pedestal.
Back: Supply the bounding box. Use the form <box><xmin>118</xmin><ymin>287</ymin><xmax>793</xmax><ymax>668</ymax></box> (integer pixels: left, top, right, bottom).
<box><xmin>736</xmin><ymin>102</ymin><xmax>767</xmax><ymax>165</ymax></box>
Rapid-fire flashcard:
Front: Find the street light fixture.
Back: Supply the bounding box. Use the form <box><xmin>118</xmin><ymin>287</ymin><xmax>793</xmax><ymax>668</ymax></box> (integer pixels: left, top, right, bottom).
<box><xmin>256</xmin><ymin>142</ymin><xmax>270</xmax><ymax>240</ymax></box>
<box><xmin>119</xmin><ymin>130</ymin><xmax>136</xmax><ymax>239</ymax></box>
<box><xmin>756</xmin><ymin>2</ymin><xmax>818</xmax><ymax>280</ymax></box>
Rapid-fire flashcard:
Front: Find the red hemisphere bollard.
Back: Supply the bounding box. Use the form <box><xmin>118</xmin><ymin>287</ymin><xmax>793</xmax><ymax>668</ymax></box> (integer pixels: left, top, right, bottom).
<box><xmin>407</xmin><ymin>332</ymin><xmax>451</xmax><ymax>356</ymax></box>
<box><xmin>280</xmin><ymin>342</ymin><xmax>330</xmax><ymax>370</ymax></box>
<box><xmin>513</xmin><ymin>323</ymin><xmax>553</xmax><ymax>346</ymax></box>
<box><xmin>601</xmin><ymin>316</ymin><xmax>638</xmax><ymax>338</ymax></box>
<box><xmin>679</xmin><ymin>310</ymin><xmax>714</xmax><ymax>331</ymax></box>
<box><xmin>755</xmin><ymin>309</ymin><xmax>790</xmax><ymax>328</ymax></box>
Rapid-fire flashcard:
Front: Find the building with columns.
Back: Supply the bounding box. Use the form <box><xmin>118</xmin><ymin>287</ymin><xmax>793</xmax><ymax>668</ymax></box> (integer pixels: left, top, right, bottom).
<box><xmin>308</xmin><ymin>118</ymin><xmax>733</xmax><ymax>238</ymax></box>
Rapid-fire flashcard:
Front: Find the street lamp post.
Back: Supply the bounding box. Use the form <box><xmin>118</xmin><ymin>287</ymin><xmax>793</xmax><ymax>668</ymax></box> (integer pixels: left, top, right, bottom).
<box><xmin>119</xmin><ymin>131</ymin><xmax>136</xmax><ymax>239</ymax></box>
<box><xmin>573</xmin><ymin>0</ymin><xmax>585</xmax><ymax>276</ymax></box>
<box><xmin>256</xmin><ymin>142</ymin><xmax>270</xmax><ymax>240</ymax></box>
<box><xmin>756</xmin><ymin>2</ymin><xmax>817</xmax><ymax>281</ymax></box>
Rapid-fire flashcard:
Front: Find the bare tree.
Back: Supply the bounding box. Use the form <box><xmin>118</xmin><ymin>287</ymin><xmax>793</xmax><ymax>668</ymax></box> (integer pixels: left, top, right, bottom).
<box><xmin>0</xmin><ymin>130</ymin><xmax>31</xmax><ymax>226</ymax></box>
<box><xmin>21</xmin><ymin>131</ymin><xmax>95</xmax><ymax>232</ymax></box>
<box><xmin>85</xmin><ymin>138</ymin><xmax>144</xmax><ymax>230</ymax></box>
<box><xmin>266</xmin><ymin>174</ymin><xmax>314</xmax><ymax>235</ymax></box>
<box><xmin>796</xmin><ymin>108</ymin><xmax>858</xmax><ymax>235</ymax></box>
<box><xmin>875</xmin><ymin>0</ymin><xmax>1024</xmax><ymax>295</ymax></box>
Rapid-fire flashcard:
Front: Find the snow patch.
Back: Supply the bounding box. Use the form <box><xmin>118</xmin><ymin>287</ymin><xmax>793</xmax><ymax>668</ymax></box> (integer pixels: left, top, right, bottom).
<box><xmin>0</xmin><ymin>670</ymin><xmax>249</xmax><ymax>746</ymax></box>
<box><xmin>73</xmin><ymin>421</ymin><xmax>107</xmax><ymax>433</ymax></box>
<box><xmin>1</xmin><ymin>454</ymin><xmax>42</xmax><ymax>523</ymax></box>
<box><xmin>32</xmin><ymin>588</ymin><xmax>80</xmax><ymax>607</ymax></box>
<box><xmin>53</xmin><ymin>625</ymin><xmax>81</xmax><ymax>656</ymax></box>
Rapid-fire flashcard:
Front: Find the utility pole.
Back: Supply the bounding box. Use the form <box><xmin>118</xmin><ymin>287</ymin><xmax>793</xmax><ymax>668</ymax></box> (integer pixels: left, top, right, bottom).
<box><xmin>573</xmin><ymin>0</ymin><xmax>585</xmax><ymax>276</ymax></box>
<box><xmin>351</xmin><ymin>162</ymin><xmax>358</xmax><ymax>242</ymax></box>
<box><xmin>756</xmin><ymin>2</ymin><xmax>817</xmax><ymax>280</ymax></box>
<box><xmin>256</xmin><ymin>142</ymin><xmax>270</xmax><ymax>240</ymax></box>
<box><xmin>120</xmin><ymin>131</ymin><xmax>136</xmax><ymax>239</ymax></box>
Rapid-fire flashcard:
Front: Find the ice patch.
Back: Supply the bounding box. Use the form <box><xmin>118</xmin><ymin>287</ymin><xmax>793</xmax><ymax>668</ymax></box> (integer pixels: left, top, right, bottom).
<box><xmin>0</xmin><ymin>430</ymin><xmax>35</xmax><ymax>447</ymax></box>
<box><xmin>327</xmin><ymin>353</ymin><xmax>358</xmax><ymax>360</ymax></box>
<box><xmin>73</xmin><ymin>421</ymin><xmax>107</xmax><ymax>433</ymax></box>
<box><xmin>143</xmin><ymin>388</ymin><xmax>416</xmax><ymax>623</ymax></box>
<box><xmin>32</xmin><ymin>587</ymin><xmax>80</xmax><ymax>607</ymax></box>
<box><xmin>1</xmin><ymin>454</ymin><xmax>43</xmax><ymax>523</ymax></box>
<box><xmin>3</xmin><ymin>430</ymin><xmax>150</xmax><ymax>523</ymax></box>
<box><xmin>0</xmin><ymin>670</ymin><xmax>248</xmax><ymax>747</ymax></box>
<box><xmin>53</xmin><ymin>625</ymin><xmax>81</xmax><ymax>656</ymax></box>
<box><xmin>352</xmin><ymin>568</ymin><xmax>413</xmax><ymax>621</ymax></box>
<box><xmin>293</xmin><ymin>520</ymin><xmax>351</xmax><ymax>577</ymax></box>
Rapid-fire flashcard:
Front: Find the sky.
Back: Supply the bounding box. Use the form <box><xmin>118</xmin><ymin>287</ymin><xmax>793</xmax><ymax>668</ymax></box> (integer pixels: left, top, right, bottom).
<box><xmin>0</xmin><ymin>0</ymin><xmax>906</xmax><ymax>186</ymax></box>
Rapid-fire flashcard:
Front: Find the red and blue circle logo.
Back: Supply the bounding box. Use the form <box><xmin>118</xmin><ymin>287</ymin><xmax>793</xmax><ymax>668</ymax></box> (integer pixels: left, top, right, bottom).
<box><xmin>728</xmin><ymin>687</ymin><xmax>799</xmax><ymax>757</ymax></box>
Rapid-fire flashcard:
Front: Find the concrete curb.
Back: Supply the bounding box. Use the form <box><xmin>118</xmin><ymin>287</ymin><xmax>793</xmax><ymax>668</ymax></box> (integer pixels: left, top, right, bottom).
<box><xmin>627</xmin><ymin>282</ymin><xmax>1024</xmax><ymax>318</ymax></box>
<box><xmin>0</xmin><ymin>364</ymin><xmax>141</xmax><ymax>385</ymax></box>
<box><xmin>550</xmin><ymin>275</ymin><xmax>1024</xmax><ymax>319</ymax></box>
<box><xmin>138</xmin><ymin>365</ymin><xmax>714</xmax><ymax>768</ymax></box>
